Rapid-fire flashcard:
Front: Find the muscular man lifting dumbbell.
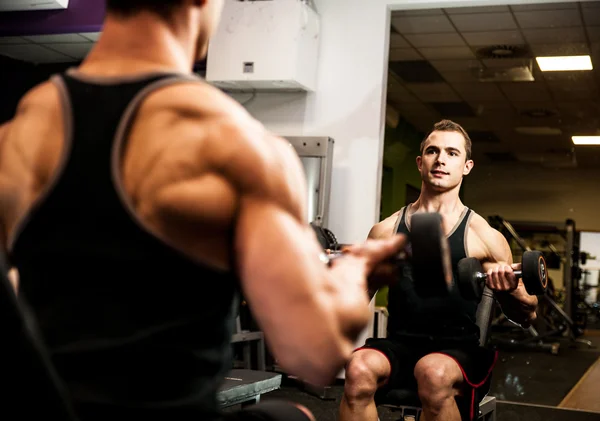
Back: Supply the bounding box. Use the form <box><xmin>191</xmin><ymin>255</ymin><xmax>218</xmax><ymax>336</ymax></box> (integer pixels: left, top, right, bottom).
<box><xmin>339</xmin><ymin>120</ymin><xmax>539</xmax><ymax>421</ymax></box>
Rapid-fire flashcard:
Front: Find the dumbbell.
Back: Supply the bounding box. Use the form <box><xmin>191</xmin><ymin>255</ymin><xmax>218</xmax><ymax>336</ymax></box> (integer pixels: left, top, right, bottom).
<box><xmin>457</xmin><ymin>251</ymin><xmax>548</xmax><ymax>301</ymax></box>
<box><xmin>328</xmin><ymin>212</ymin><xmax>453</xmax><ymax>297</ymax></box>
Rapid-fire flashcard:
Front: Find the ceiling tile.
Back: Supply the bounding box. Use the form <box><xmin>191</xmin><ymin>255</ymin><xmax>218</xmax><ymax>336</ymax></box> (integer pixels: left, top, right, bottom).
<box><xmin>429</xmin><ymin>102</ymin><xmax>477</xmax><ymax>117</ymax></box>
<box><xmin>406</xmin><ymin>83</ymin><xmax>461</xmax><ymax>102</ymax></box>
<box><xmin>390</xmin><ymin>34</ymin><xmax>410</xmax><ymax>49</ymax></box>
<box><xmin>587</xmin><ymin>26</ymin><xmax>600</xmax><ymax>41</ymax></box>
<box><xmin>45</xmin><ymin>42</ymin><xmax>93</xmax><ymax>59</ymax></box>
<box><xmin>79</xmin><ymin>32</ymin><xmax>102</xmax><ymax>42</ymax></box>
<box><xmin>0</xmin><ymin>44</ymin><xmax>73</xmax><ymax>63</ymax></box>
<box><xmin>437</xmin><ymin>69</ymin><xmax>481</xmax><ymax>83</ymax></box>
<box><xmin>547</xmin><ymin>77</ymin><xmax>598</xmax><ymax>100</ymax></box>
<box><xmin>23</xmin><ymin>34</ymin><xmax>89</xmax><ymax>44</ymax></box>
<box><xmin>0</xmin><ymin>37</ymin><xmax>31</xmax><ymax>44</ymax></box>
<box><xmin>391</xmin><ymin>15</ymin><xmax>455</xmax><ymax>34</ymax></box>
<box><xmin>404</xmin><ymin>32</ymin><xmax>465</xmax><ymax>48</ymax></box>
<box><xmin>389</xmin><ymin>48</ymin><xmax>422</xmax><ymax>61</ymax></box>
<box><xmin>445</xmin><ymin>6</ymin><xmax>510</xmax><ymax>14</ymax></box>
<box><xmin>394</xmin><ymin>101</ymin><xmax>434</xmax><ymax>115</ymax></box>
<box><xmin>514</xmin><ymin>10</ymin><xmax>582</xmax><ymax>29</ymax></box>
<box><xmin>523</xmin><ymin>27</ymin><xmax>586</xmax><ymax>44</ymax></box>
<box><xmin>462</xmin><ymin>30</ymin><xmax>524</xmax><ymax>46</ymax></box>
<box><xmin>510</xmin><ymin>3</ymin><xmax>578</xmax><ymax>11</ymax></box>
<box><xmin>430</xmin><ymin>59</ymin><xmax>482</xmax><ymax>72</ymax></box>
<box><xmin>529</xmin><ymin>43</ymin><xmax>590</xmax><ymax>56</ymax></box>
<box><xmin>449</xmin><ymin>117</ymin><xmax>488</xmax><ymax>131</ymax></box>
<box><xmin>392</xmin><ymin>9</ymin><xmax>444</xmax><ymax>17</ymax></box>
<box><xmin>419</xmin><ymin>46</ymin><xmax>476</xmax><ymax>60</ymax></box>
<box><xmin>584</xmin><ymin>10</ymin><xmax>600</xmax><ymax>26</ymax></box>
<box><xmin>390</xmin><ymin>60</ymin><xmax>445</xmax><ymax>83</ymax></box>
<box><xmin>450</xmin><ymin>13</ymin><xmax>517</xmax><ymax>32</ymax></box>
<box><xmin>452</xmin><ymin>83</ymin><xmax>505</xmax><ymax>101</ymax></box>
<box><xmin>500</xmin><ymin>82</ymin><xmax>552</xmax><ymax>102</ymax></box>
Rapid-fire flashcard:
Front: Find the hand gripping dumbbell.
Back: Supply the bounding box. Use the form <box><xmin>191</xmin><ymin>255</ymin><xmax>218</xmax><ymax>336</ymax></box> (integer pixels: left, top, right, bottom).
<box><xmin>457</xmin><ymin>251</ymin><xmax>548</xmax><ymax>300</ymax></box>
<box><xmin>327</xmin><ymin>212</ymin><xmax>454</xmax><ymax>297</ymax></box>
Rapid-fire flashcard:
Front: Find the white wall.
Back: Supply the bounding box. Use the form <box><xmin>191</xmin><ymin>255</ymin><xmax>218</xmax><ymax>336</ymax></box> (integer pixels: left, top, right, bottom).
<box><xmin>231</xmin><ymin>0</ymin><xmax>585</xmax><ymax>244</ymax></box>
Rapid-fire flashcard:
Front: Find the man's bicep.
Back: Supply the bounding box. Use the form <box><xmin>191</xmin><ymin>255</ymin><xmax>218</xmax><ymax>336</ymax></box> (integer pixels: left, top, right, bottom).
<box><xmin>481</xmin><ymin>228</ymin><xmax>513</xmax><ymax>265</ymax></box>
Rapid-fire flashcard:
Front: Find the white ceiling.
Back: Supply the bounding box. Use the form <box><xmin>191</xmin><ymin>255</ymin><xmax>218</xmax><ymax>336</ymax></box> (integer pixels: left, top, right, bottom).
<box><xmin>0</xmin><ymin>32</ymin><xmax>98</xmax><ymax>63</ymax></box>
<box><xmin>387</xmin><ymin>1</ymin><xmax>600</xmax><ymax>168</ymax></box>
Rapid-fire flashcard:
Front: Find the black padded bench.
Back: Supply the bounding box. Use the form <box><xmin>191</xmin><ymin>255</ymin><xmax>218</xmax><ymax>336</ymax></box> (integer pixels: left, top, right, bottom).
<box><xmin>218</xmin><ymin>369</ymin><xmax>282</xmax><ymax>408</ymax></box>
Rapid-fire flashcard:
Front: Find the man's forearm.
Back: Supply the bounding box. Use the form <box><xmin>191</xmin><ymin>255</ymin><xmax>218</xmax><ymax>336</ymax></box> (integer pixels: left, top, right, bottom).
<box><xmin>496</xmin><ymin>288</ymin><xmax>538</xmax><ymax>326</ymax></box>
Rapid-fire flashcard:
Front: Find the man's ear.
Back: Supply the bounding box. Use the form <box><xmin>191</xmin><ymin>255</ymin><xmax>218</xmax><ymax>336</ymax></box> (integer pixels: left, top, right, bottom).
<box><xmin>463</xmin><ymin>159</ymin><xmax>474</xmax><ymax>176</ymax></box>
<box><xmin>416</xmin><ymin>155</ymin><xmax>422</xmax><ymax>171</ymax></box>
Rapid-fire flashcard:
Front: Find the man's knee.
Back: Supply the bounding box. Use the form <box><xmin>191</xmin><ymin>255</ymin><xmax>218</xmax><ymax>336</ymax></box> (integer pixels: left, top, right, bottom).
<box><xmin>414</xmin><ymin>354</ymin><xmax>462</xmax><ymax>405</ymax></box>
<box><xmin>344</xmin><ymin>350</ymin><xmax>390</xmax><ymax>401</ymax></box>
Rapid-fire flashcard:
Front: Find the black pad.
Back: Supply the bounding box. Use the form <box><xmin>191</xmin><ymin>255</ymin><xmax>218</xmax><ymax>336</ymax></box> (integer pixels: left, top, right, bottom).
<box><xmin>218</xmin><ymin>370</ymin><xmax>282</xmax><ymax>407</ymax></box>
<box><xmin>377</xmin><ymin>388</ymin><xmax>422</xmax><ymax>408</ymax></box>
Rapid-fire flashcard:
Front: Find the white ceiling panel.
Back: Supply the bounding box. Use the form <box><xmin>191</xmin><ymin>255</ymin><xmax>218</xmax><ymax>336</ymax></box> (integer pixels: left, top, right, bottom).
<box><xmin>79</xmin><ymin>32</ymin><xmax>101</xmax><ymax>41</ymax></box>
<box><xmin>510</xmin><ymin>3</ymin><xmax>578</xmax><ymax>11</ymax></box>
<box><xmin>405</xmin><ymin>82</ymin><xmax>462</xmax><ymax>102</ymax></box>
<box><xmin>437</xmin><ymin>69</ymin><xmax>481</xmax><ymax>83</ymax></box>
<box><xmin>390</xmin><ymin>34</ymin><xmax>410</xmax><ymax>49</ymax></box>
<box><xmin>450</xmin><ymin>117</ymin><xmax>489</xmax><ymax>131</ymax></box>
<box><xmin>0</xmin><ymin>37</ymin><xmax>31</xmax><ymax>44</ymax></box>
<box><xmin>0</xmin><ymin>44</ymin><xmax>72</xmax><ymax>63</ymax></box>
<box><xmin>514</xmin><ymin>10</ymin><xmax>582</xmax><ymax>29</ymax></box>
<box><xmin>547</xmin><ymin>78</ymin><xmax>598</xmax><ymax>101</ymax></box>
<box><xmin>529</xmin><ymin>42</ymin><xmax>590</xmax><ymax>56</ymax></box>
<box><xmin>430</xmin><ymin>59</ymin><xmax>482</xmax><ymax>71</ymax></box>
<box><xmin>449</xmin><ymin>13</ymin><xmax>517</xmax><ymax>32</ymax></box>
<box><xmin>391</xmin><ymin>15</ymin><xmax>455</xmax><ymax>34</ymax></box>
<box><xmin>394</xmin><ymin>101</ymin><xmax>435</xmax><ymax>115</ymax></box>
<box><xmin>452</xmin><ymin>83</ymin><xmax>506</xmax><ymax>101</ymax></box>
<box><xmin>523</xmin><ymin>27</ymin><xmax>587</xmax><ymax>44</ymax></box>
<box><xmin>418</xmin><ymin>46</ymin><xmax>476</xmax><ymax>60</ymax></box>
<box><xmin>587</xmin><ymin>26</ymin><xmax>600</xmax><ymax>41</ymax></box>
<box><xmin>462</xmin><ymin>30</ymin><xmax>525</xmax><ymax>46</ymax></box>
<box><xmin>389</xmin><ymin>48</ymin><xmax>422</xmax><ymax>61</ymax></box>
<box><xmin>500</xmin><ymin>82</ymin><xmax>553</xmax><ymax>102</ymax></box>
<box><xmin>583</xmin><ymin>10</ymin><xmax>600</xmax><ymax>26</ymax></box>
<box><xmin>45</xmin><ymin>43</ymin><xmax>93</xmax><ymax>59</ymax></box>
<box><xmin>404</xmin><ymin>32</ymin><xmax>465</xmax><ymax>48</ymax></box>
<box><xmin>24</xmin><ymin>34</ymin><xmax>89</xmax><ymax>43</ymax></box>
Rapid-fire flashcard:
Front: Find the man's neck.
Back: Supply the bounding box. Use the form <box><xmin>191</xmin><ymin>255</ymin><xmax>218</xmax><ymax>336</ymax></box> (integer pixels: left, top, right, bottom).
<box><xmin>80</xmin><ymin>13</ymin><xmax>196</xmax><ymax>75</ymax></box>
<box><xmin>412</xmin><ymin>184</ymin><xmax>464</xmax><ymax>215</ymax></box>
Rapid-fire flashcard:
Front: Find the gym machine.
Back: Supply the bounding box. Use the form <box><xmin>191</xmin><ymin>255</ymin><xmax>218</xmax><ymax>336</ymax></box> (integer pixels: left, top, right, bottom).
<box><xmin>488</xmin><ymin>216</ymin><xmax>592</xmax><ymax>353</ymax></box>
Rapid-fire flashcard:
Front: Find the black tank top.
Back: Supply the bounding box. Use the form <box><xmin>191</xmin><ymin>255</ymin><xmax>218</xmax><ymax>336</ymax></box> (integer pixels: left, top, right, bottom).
<box><xmin>387</xmin><ymin>204</ymin><xmax>480</xmax><ymax>344</ymax></box>
<box><xmin>8</xmin><ymin>70</ymin><xmax>240</xmax><ymax>421</ymax></box>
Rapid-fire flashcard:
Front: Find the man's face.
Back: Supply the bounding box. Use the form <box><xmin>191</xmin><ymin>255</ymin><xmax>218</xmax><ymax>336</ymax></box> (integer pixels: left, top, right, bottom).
<box><xmin>416</xmin><ymin>130</ymin><xmax>474</xmax><ymax>192</ymax></box>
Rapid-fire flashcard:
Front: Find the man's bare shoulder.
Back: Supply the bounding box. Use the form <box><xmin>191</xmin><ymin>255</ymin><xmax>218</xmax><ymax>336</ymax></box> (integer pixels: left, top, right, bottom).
<box><xmin>467</xmin><ymin>210</ymin><xmax>509</xmax><ymax>260</ymax></box>
<box><xmin>368</xmin><ymin>210</ymin><xmax>402</xmax><ymax>239</ymax></box>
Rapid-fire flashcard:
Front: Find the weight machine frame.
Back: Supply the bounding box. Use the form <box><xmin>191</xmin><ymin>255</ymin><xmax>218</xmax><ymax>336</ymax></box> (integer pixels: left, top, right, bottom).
<box><xmin>488</xmin><ymin>216</ymin><xmax>592</xmax><ymax>353</ymax></box>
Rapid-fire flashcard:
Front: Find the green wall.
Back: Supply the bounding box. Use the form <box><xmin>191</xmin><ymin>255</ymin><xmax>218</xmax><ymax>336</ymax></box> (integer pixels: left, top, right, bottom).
<box><xmin>376</xmin><ymin>118</ymin><xmax>425</xmax><ymax>307</ymax></box>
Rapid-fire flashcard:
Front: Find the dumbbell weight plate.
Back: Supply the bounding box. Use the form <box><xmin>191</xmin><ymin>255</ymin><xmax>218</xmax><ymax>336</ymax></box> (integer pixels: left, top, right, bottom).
<box><xmin>522</xmin><ymin>250</ymin><xmax>548</xmax><ymax>296</ymax></box>
<box><xmin>457</xmin><ymin>257</ymin><xmax>484</xmax><ymax>301</ymax></box>
<box><xmin>410</xmin><ymin>213</ymin><xmax>453</xmax><ymax>296</ymax></box>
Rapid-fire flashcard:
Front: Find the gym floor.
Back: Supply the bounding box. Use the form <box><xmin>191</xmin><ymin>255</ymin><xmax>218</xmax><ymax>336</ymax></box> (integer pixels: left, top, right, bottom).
<box><xmin>257</xmin><ymin>331</ymin><xmax>600</xmax><ymax>421</ymax></box>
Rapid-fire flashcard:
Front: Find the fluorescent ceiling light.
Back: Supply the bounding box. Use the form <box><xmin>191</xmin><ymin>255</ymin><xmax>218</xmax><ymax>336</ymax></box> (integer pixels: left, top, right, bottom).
<box><xmin>536</xmin><ymin>55</ymin><xmax>593</xmax><ymax>71</ymax></box>
<box><xmin>572</xmin><ymin>136</ymin><xmax>600</xmax><ymax>145</ymax></box>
